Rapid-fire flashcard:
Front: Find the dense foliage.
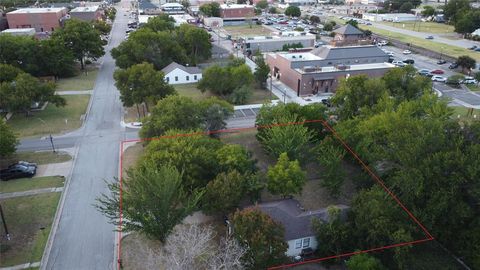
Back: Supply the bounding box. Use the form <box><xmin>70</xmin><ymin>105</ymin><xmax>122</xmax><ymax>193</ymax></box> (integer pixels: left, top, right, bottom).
<box><xmin>0</xmin><ymin>121</ymin><xmax>18</xmax><ymax>158</ymax></box>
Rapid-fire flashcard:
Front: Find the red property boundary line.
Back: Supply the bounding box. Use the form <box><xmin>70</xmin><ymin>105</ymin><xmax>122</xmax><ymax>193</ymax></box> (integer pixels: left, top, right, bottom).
<box><xmin>116</xmin><ymin>119</ymin><xmax>434</xmax><ymax>270</ymax></box>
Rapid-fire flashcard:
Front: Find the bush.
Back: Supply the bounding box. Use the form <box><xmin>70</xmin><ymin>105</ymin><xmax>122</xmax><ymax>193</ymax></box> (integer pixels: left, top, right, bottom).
<box><xmin>447</xmin><ymin>74</ymin><xmax>465</xmax><ymax>85</ymax></box>
<box><xmin>228</xmin><ymin>85</ymin><xmax>253</xmax><ymax>105</ymax></box>
<box><xmin>294</xmin><ymin>27</ymin><xmax>304</xmax><ymax>32</ymax></box>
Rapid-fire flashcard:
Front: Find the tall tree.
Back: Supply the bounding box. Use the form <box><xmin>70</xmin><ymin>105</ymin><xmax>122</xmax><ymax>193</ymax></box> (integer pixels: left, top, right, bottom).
<box><xmin>96</xmin><ymin>164</ymin><xmax>203</xmax><ymax>242</ymax></box>
<box><xmin>421</xmin><ymin>5</ymin><xmax>435</xmax><ymax>17</ymax></box>
<box><xmin>456</xmin><ymin>55</ymin><xmax>476</xmax><ymax>73</ymax></box>
<box><xmin>113</xmin><ymin>62</ymin><xmax>175</xmax><ymax>116</ymax></box>
<box><xmin>256</xmin><ymin>0</ymin><xmax>268</xmax><ymax>9</ymax></box>
<box><xmin>0</xmin><ymin>121</ymin><xmax>18</xmax><ymax>158</ymax></box>
<box><xmin>382</xmin><ymin>65</ymin><xmax>431</xmax><ymax>101</ymax></box>
<box><xmin>284</xmin><ymin>6</ymin><xmax>301</xmax><ymax>17</ymax></box>
<box><xmin>317</xmin><ymin>138</ymin><xmax>346</xmax><ymax>197</ymax></box>
<box><xmin>53</xmin><ymin>19</ymin><xmax>104</xmax><ymax>70</ymax></box>
<box><xmin>37</xmin><ymin>38</ymin><xmax>76</xmax><ymax>78</ymax></box>
<box><xmin>203</xmin><ymin>170</ymin><xmax>247</xmax><ymax>215</ymax></box>
<box><xmin>198</xmin><ymin>62</ymin><xmax>254</xmax><ymax>99</ymax></box>
<box><xmin>143</xmin><ymin>14</ymin><xmax>175</xmax><ymax>32</ymax></box>
<box><xmin>443</xmin><ymin>0</ymin><xmax>471</xmax><ymax>22</ymax></box>
<box><xmin>216</xmin><ymin>144</ymin><xmax>256</xmax><ymax>174</ymax></box>
<box><xmin>175</xmin><ymin>24</ymin><xmax>212</xmax><ymax>65</ymax></box>
<box><xmin>312</xmin><ymin>206</ymin><xmax>351</xmax><ymax>257</ymax></box>
<box><xmin>199</xmin><ymin>2</ymin><xmax>221</xmax><ymax>17</ymax></box>
<box><xmin>254</xmin><ymin>55</ymin><xmax>270</xmax><ymax>88</ymax></box>
<box><xmin>267</xmin><ymin>152</ymin><xmax>306</xmax><ymax>197</ymax></box>
<box><xmin>231</xmin><ymin>208</ymin><xmax>288</xmax><ymax>269</ymax></box>
<box><xmin>346</xmin><ymin>253</ymin><xmax>385</xmax><ymax>270</ymax></box>
<box><xmin>0</xmin><ymin>34</ymin><xmax>39</xmax><ymax>75</ymax></box>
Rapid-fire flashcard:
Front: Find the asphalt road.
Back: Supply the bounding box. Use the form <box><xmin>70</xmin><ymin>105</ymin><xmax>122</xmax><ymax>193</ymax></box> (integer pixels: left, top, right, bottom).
<box><xmin>42</xmin><ymin>3</ymin><xmax>132</xmax><ymax>270</ymax></box>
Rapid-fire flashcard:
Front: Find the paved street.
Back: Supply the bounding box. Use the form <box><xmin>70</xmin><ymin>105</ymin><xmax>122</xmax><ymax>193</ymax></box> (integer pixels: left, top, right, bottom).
<box><xmin>42</xmin><ymin>2</ymin><xmax>132</xmax><ymax>269</ymax></box>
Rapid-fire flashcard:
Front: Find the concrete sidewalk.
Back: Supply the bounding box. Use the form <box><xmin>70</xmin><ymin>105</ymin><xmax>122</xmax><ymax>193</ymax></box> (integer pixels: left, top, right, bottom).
<box><xmin>56</xmin><ymin>90</ymin><xmax>93</xmax><ymax>95</ymax></box>
<box><xmin>36</xmin><ymin>161</ymin><xmax>73</xmax><ymax>178</ymax></box>
<box><xmin>0</xmin><ymin>187</ymin><xmax>64</xmax><ymax>199</ymax></box>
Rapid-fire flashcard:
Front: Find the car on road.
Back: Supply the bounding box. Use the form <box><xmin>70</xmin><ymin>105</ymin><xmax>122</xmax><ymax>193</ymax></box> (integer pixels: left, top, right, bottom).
<box><xmin>403</xmin><ymin>59</ymin><xmax>415</xmax><ymax>64</ymax></box>
<box><xmin>431</xmin><ymin>75</ymin><xmax>447</xmax><ymax>82</ymax></box>
<box><xmin>468</xmin><ymin>45</ymin><xmax>478</xmax><ymax>50</ymax></box>
<box><xmin>0</xmin><ymin>164</ymin><xmax>37</xmax><ymax>180</ymax></box>
<box><xmin>449</xmin><ymin>63</ymin><xmax>459</xmax><ymax>69</ymax></box>
<box><xmin>425</xmin><ymin>35</ymin><xmax>434</xmax><ymax>39</ymax></box>
<box><xmin>430</xmin><ymin>69</ymin><xmax>444</xmax><ymax>74</ymax></box>
<box><xmin>437</xmin><ymin>59</ymin><xmax>447</xmax><ymax>65</ymax></box>
<box><xmin>418</xmin><ymin>69</ymin><xmax>431</xmax><ymax>76</ymax></box>
<box><xmin>377</xmin><ymin>40</ymin><xmax>388</xmax><ymax>46</ymax></box>
<box><xmin>403</xmin><ymin>50</ymin><xmax>412</xmax><ymax>55</ymax></box>
<box><xmin>392</xmin><ymin>61</ymin><xmax>406</xmax><ymax>67</ymax></box>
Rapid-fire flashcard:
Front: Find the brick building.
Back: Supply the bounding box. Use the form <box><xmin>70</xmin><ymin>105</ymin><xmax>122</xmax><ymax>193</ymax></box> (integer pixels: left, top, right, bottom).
<box><xmin>220</xmin><ymin>4</ymin><xmax>254</xmax><ymax>20</ymax></box>
<box><xmin>6</xmin><ymin>7</ymin><xmax>68</xmax><ymax>32</ymax></box>
<box><xmin>70</xmin><ymin>6</ymin><xmax>104</xmax><ymax>22</ymax></box>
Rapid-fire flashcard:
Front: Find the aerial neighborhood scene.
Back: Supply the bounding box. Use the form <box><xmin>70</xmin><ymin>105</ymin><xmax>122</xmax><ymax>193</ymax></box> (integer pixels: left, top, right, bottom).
<box><xmin>1</xmin><ymin>0</ymin><xmax>480</xmax><ymax>269</ymax></box>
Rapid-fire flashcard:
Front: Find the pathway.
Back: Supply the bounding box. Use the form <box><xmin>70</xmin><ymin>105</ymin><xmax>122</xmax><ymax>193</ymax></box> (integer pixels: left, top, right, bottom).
<box><xmin>0</xmin><ymin>187</ymin><xmax>63</xmax><ymax>200</ymax></box>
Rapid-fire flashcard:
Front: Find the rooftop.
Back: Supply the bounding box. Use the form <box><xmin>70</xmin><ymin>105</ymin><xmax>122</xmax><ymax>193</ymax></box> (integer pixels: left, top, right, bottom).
<box><xmin>333</xmin><ymin>24</ymin><xmax>364</xmax><ymax>35</ymax></box>
<box><xmin>294</xmin><ymin>62</ymin><xmax>395</xmax><ymax>74</ymax></box>
<box><xmin>220</xmin><ymin>4</ymin><xmax>254</xmax><ymax>9</ymax></box>
<box><xmin>257</xmin><ymin>199</ymin><xmax>349</xmax><ymax>240</ymax></box>
<box><xmin>244</xmin><ymin>32</ymin><xmax>315</xmax><ymax>42</ymax></box>
<box><xmin>161</xmin><ymin>62</ymin><xmax>202</xmax><ymax>75</ymax></box>
<box><xmin>311</xmin><ymin>45</ymin><xmax>387</xmax><ymax>60</ymax></box>
<box><xmin>70</xmin><ymin>6</ymin><xmax>100</xmax><ymax>12</ymax></box>
<box><xmin>162</xmin><ymin>2</ymin><xmax>183</xmax><ymax>8</ymax></box>
<box><xmin>8</xmin><ymin>7</ymin><xmax>66</xmax><ymax>14</ymax></box>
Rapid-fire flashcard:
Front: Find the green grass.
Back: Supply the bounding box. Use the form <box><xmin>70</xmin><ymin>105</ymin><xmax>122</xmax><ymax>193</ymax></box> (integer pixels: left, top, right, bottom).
<box><xmin>0</xmin><ymin>193</ymin><xmax>61</xmax><ymax>267</ymax></box>
<box><xmin>249</xmin><ymin>86</ymin><xmax>277</xmax><ymax>104</ymax></box>
<box><xmin>0</xmin><ymin>151</ymin><xmax>72</xmax><ymax>169</ymax></box>
<box><xmin>451</xmin><ymin>106</ymin><xmax>480</xmax><ymax>123</ymax></box>
<box><xmin>0</xmin><ymin>176</ymin><xmax>65</xmax><ymax>194</ymax></box>
<box><xmin>8</xmin><ymin>95</ymin><xmax>90</xmax><ymax>138</ymax></box>
<box><xmin>467</xmin><ymin>84</ymin><xmax>480</xmax><ymax>91</ymax></box>
<box><xmin>224</xmin><ymin>24</ymin><xmax>272</xmax><ymax>38</ymax></box>
<box><xmin>55</xmin><ymin>67</ymin><xmax>99</xmax><ymax>91</ymax></box>
<box><xmin>378</xmin><ymin>21</ymin><xmax>455</xmax><ymax>34</ymax></box>
<box><xmin>174</xmin><ymin>83</ymin><xmax>213</xmax><ymax>101</ymax></box>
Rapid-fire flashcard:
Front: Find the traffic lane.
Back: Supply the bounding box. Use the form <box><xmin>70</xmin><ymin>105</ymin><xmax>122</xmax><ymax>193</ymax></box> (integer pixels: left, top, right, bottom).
<box><xmin>17</xmin><ymin>136</ymin><xmax>78</xmax><ymax>152</ymax></box>
<box><xmin>434</xmin><ymin>82</ymin><xmax>480</xmax><ymax>107</ymax></box>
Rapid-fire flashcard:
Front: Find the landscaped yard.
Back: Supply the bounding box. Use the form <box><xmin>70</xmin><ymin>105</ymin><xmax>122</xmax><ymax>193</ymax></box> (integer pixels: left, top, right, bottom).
<box><xmin>0</xmin><ymin>193</ymin><xmax>61</xmax><ymax>267</ymax></box>
<box><xmin>0</xmin><ymin>176</ymin><xmax>64</xmax><ymax>194</ymax></box>
<box><xmin>7</xmin><ymin>95</ymin><xmax>90</xmax><ymax>138</ymax></box>
<box><xmin>55</xmin><ymin>66</ymin><xmax>99</xmax><ymax>91</ymax></box>
<box><xmin>451</xmin><ymin>106</ymin><xmax>480</xmax><ymax>123</ymax></box>
<box><xmin>378</xmin><ymin>21</ymin><xmax>455</xmax><ymax>34</ymax></box>
<box><xmin>224</xmin><ymin>24</ymin><xmax>272</xmax><ymax>38</ymax></box>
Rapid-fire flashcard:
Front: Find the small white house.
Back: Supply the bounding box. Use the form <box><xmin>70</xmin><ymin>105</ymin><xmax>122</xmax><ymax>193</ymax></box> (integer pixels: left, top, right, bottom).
<box><xmin>162</xmin><ymin>62</ymin><xmax>202</xmax><ymax>85</ymax></box>
<box><xmin>256</xmin><ymin>199</ymin><xmax>349</xmax><ymax>257</ymax></box>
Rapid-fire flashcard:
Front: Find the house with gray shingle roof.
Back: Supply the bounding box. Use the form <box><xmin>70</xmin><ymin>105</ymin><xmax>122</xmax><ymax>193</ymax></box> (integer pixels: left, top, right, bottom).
<box><xmin>256</xmin><ymin>199</ymin><xmax>349</xmax><ymax>257</ymax></box>
<box><xmin>161</xmin><ymin>62</ymin><xmax>202</xmax><ymax>85</ymax></box>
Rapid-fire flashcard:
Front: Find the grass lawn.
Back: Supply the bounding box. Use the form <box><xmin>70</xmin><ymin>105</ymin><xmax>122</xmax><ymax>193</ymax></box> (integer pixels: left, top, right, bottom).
<box><xmin>0</xmin><ymin>151</ymin><xmax>71</xmax><ymax>169</ymax></box>
<box><xmin>378</xmin><ymin>21</ymin><xmax>455</xmax><ymax>34</ymax></box>
<box><xmin>467</xmin><ymin>84</ymin><xmax>480</xmax><ymax>91</ymax></box>
<box><xmin>55</xmin><ymin>66</ymin><xmax>99</xmax><ymax>91</ymax></box>
<box><xmin>174</xmin><ymin>83</ymin><xmax>213</xmax><ymax>101</ymax></box>
<box><xmin>451</xmin><ymin>106</ymin><xmax>480</xmax><ymax>123</ymax></box>
<box><xmin>0</xmin><ymin>176</ymin><xmax>64</xmax><ymax>194</ymax></box>
<box><xmin>122</xmin><ymin>143</ymin><xmax>144</xmax><ymax>173</ymax></box>
<box><xmin>8</xmin><ymin>95</ymin><xmax>90</xmax><ymax>138</ymax></box>
<box><xmin>224</xmin><ymin>24</ymin><xmax>272</xmax><ymax>38</ymax></box>
<box><xmin>0</xmin><ymin>193</ymin><xmax>61</xmax><ymax>267</ymax></box>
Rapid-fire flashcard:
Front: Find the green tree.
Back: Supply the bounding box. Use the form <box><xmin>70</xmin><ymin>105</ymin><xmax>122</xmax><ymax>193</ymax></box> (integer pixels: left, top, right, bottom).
<box><xmin>317</xmin><ymin>138</ymin><xmax>346</xmax><ymax>197</ymax></box>
<box><xmin>269</xmin><ymin>6</ymin><xmax>277</xmax><ymax>14</ymax></box>
<box><xmin>92</xmin><ymin>20</ymin><xmax>112</xmax><ymax>35</ymax></box>
<box><xmin>346</xmin><ymin>19</ymin><xmax>358</xmax><ymax>28</ymax></box>
<box><xmin>200</xmin><ymin>97</ymin><xmax>234</xmax><ymax>132</ymax></box>
<box><xmin>284</xmin><ymin>6</ymin><xmax>301</xmax><ymax>17</ymax></box>
<box><xmin>111</xmin><ymin>28</ymin><xmax>188</xmax><ymax>70</ymax></box>
<box><xmin>456</xmin><ymin>55</ymin><xmax>476</xmax><ymax>73</ymax></box>
<box><xmin>382</xmin><ymin>65</ymin><xmax>431</xmax><ymax>100</ymax></box>
<box><xmin>176</xmin><ymin>24</ymin><xmax>212</xmax><ymax>64</ymax></box>
<box><xmin>455</xmin><ymin>9</ymin><xmax>480</xmax><ymax>35</ymax></box>
<box><xmin>256</xmin><ymin>0</ymin><xmax>268</xmax><ymax>9</ymax></box>
<box><xmin>346</xmin><ymin>253</ymin><xmax>385</xmax><ymax>270</ymax></box>
<box><xmin>37</xmin><ymin>38</ymin><xmax>76</xmax><ymax>78</ymax></box>
<box><xmin>199</xmin><ymin>2</ymin><xmax>221</xmax><ymax>17</ymax></box>
<box><xmin>312</xmin><ymin>206</ymin><xmax>351</xmax><ymax>256</ymax></box>
<box><xmin>281</xmin><ymin>42</ymin><xmax>303</xmax><ymax>51</ymax></box>
<box><xmin>267</xmin><ymin>152</ymin><xmax>306</xmax><ymax>197</ymax></box>
<box><xmin>0</xmin><ymin>64</ymin><xmax>22</xmax><ymax>82</ymax></box>
<box><xmin>0</xmin><ymin>121</ymin><xmax>18</xmax><ymax>158</ymax></box>
<box><xmin>113</xmin><ymin>62</ymin><xmax>175</xmax><ymax>117</ymax></box>
<box><xmin>323</xmin><ymin>22</ymin><xmax>334</xmax><ymax>31</ymax></box>
<box><xmin>181</xmin><ymin>0</ymin><xmax>190</xmax><ymax>8</ymax></box>
<box><xmin>231</xmin><ymin>208</ymin><xmax>288</xmax><ymax>269</ymax></box>
<box><xmin>399</xmin><ymin>2</ymin><xmax>414</xmax><ymax>13</ymax></box>
<box><xmin>143</xmin><ymin>14</ymin><xmax>175</xmax><ymax>32</ymax></box>
<box><xmin>96</xmin><ymin>164</ymin><xmax>203</xmax><ymax>242</ymax></box>
<box><xmin>254</xmin><ymin>55</ymin><xmax>270</xmax><ymax>88</ymax></box>
<box><xmin>53</xmin><ymin>19</ymin><xmax>104</xmax><ymax>70</ymax></box>
<box><xmin>443</xmin><ymin>0</ymin><xmax>471</xmax><ymax>22</ymax></box>
<box><xmin>216</xmin><ymin>144</ymin><xmax>256</xmax><ymax>174</ymax></box>
<box><xmin>331</xmin><ymin>75</ymin><xmax>388</xmax><ymax>119</ymax></box>
<box><xmin>310</xmin><ymin>15</ymin><xmax>320</xmax><ymax>24</ymax></box>
<box><xmin>198</xmin><ymin>62</ymin><xmax>254</xmax><ymax>98</ymax></box>
<box><xmin>0</xmin><ymin>34</ymin><xmax>39</xmax><ymax>75</ymax></box>
<box><xmin>421</xmin><ymin>5</ymin><xmax>435</xmax><ymax>17</ymax></box>
<box><xmin>203</xmin><ymin>170</ymin><xmax>246</xmax><ymax>215</ymax></box>
<box><xmin>228</xmin><ymin>85</ymin><xmax>253</xmax><ymax>105</ymax></box>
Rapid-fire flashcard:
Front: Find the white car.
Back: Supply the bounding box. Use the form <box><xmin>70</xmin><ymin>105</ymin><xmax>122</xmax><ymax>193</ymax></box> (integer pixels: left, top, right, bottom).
<box><xmin>403</xmin><ymin>50</ymin><xmax>412</xmax><ymax>55</ymax></box>
<box><xmin>431</xmin><ymin>75</ymin><xmax>447</xmax><ymax>82</ymax></box>
<box><xmin>462</xmin><ymin>77</ymin><xmax>478</xmax><ymax>84</ymax></box>
<box><xmin>392</xmin><ymin>61</ymin><xmax>406</xmax><ymax>67</ymax></box>
<box><xmin>377</xmin><ymin>40</ymin><xmax>388</xmax><ymax>46</ymax></box>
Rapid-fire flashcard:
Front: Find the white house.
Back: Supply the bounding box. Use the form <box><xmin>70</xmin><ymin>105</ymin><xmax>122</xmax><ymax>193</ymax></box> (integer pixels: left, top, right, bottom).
<box><xmin>162</xmin><ymin>62</ymin><xmax>202</xmax><ymax>85</ymax></box>
<box><xmin>472</xmin><ymin>28</ymin><xmax>480</xmax><ymax>37</ymax></box>
<box><xmin>256</xmin><ymin>199</ymin><xmax>349</xmax><ymax>257</ymax></box>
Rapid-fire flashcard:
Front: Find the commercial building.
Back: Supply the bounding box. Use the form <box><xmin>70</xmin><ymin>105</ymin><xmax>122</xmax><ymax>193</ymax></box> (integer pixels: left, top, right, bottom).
<box><xmin>170</xmin><ymin>14</ymin><xmax>196</xmax><ymax>25</ymax></box>
<box><xmin>70</xmin><ymin>6</ymin><xmax>103</xmax><ymax>21</ymax></box>
<box><xmin>363</xmin><ymin>13</ymin><xmax>417</xmax><ymax>22</ymax></box>
<box><xmin>1</xmin><ymin>28</ymin><xmax>36</xmax><ymax>36</ymax></box>
<box><xmin>161</xmin><ymin>3</ymin><xmax>185</xmax><ymax>14</ymax></box>
<box><xmin>266</xmin><ymin>44</ymin><xmax>393</xmax><ymax>96</ymax></box>
<box><xmin>6</xmin><ymin>7</ymin><xmax>68</xmax><ymax>32</ymax></box>
<box><xmin>139</xmin><ymin>0</ymin><xmax>161</xmax><ymax>15</ymax></box>
<box><xmin>240</xmin><ymin>32</ymin><xmax>316</xmax><ymax>53</ymax></box>
<box><xmin>220</xmin><ymin>4</ymin><xmax>254</xmax><ymax>21</ymax></box>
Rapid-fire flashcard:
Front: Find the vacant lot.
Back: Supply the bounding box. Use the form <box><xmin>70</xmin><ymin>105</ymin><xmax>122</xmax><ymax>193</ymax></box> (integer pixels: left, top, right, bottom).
<box><xmin>224</xmin><ymin>24</ymin><xmax>272</xmax><ymax>38</ymax></box>
<box><xmin>55</xmin><ymin>67</ymin><xmax>99</xmax><ymax>91</ymax></box>
<box><xmin>8</xmin><ymin>95</ymin><xmax>90</xmax><ymax>138</ymax></box>
<box><xmin>0</xmin><ymin>193</ymin><xmax>61</xmax><ymax>267</ymax></box>
<box><xmin>0</xmin><ymin>176</ymin><xmax>64</xmax><ymax>193</ymax></box>
<box><xmin>379</xmin><ymin>21</ymin><xmax>455</xmax><ymax>34</ymax></box>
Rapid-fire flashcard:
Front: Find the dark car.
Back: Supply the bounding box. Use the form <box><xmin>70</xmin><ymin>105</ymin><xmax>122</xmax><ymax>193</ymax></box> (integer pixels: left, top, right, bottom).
<box><xmin>437</xmin><ymin>59</ymin><xmax>447</xmax><ymax>65</ymax></box>
<box><xmin>425</xmin><ymin>35</ymin><xmax>434</xmax><ymax>39</ymax></box>
<box><xmin>449</xmin><ymin>62</ymin><xmax>459</xmax><ymax>69</ymax></box>
<box><xmin>468</xmin><ymin>45</ymin><xmax>478</xmax><ymax>50</ymax></box>
<box><xmin>475</xmin><ymin>48</ymin><xmax>480</xmax><ymax>52</ymax></box>
<box><xmin>0</xmin><ymin>164</ymin><xmax>36</xmax><ymax>181</ymax></box>
<box><xmin>403</xmin><ymin>59</ymin><xmax>415</xmax><ymax>64</ymax></box>
<box><xmin>321</xmin><ymin>98</ymin><xmax>331</xmax><ymax>107</ymax></box>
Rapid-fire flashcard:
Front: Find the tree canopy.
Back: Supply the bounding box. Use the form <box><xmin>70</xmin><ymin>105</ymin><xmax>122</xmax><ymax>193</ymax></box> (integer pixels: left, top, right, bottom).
<box><xmin>0</xmin><ymin>121</ymin><xmax>18</xmax><ymax>158</ymax></box>
<box><xmin>284</xmin><ymin>6</ymin><xmax>301</xmax><ymax>17</ymax></box>
<box><xmin>267</xmin><ymin>152</ymin><xmax>306</xmax><ymax>197</ymax></box>
<box><xmin>199</xmin><ymin>2</ymin><xmax>221</xmax><ymax>17</ymax></box>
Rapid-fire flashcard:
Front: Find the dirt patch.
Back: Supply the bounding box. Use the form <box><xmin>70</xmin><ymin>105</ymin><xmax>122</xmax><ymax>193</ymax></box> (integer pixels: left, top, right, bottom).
<box><xmin>121</xmin><ymin>233</ymin><xmax>164</xmax><ymax>270</ymax></box>
<box><xmin>122</xmin><ymin>143</ymin><xmax>144</xmax><ymax>173</ymax></box>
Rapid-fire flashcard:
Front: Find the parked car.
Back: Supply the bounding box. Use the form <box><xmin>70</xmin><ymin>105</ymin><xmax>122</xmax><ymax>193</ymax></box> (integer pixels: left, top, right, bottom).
<box><xmin>377</xmin><ymin>40</ymin><xmax>388</xmax><ymax>46</ymax></box>
<box><xmin>432</xmin><ymin>75</ymin><xmax>447</xmax><ymax>82</ymax></box>
<box><xmin>0</xmin><ymin>164</ymin><xmax>36</xmax><ymax>180</ymax></box>
<box><xmin>403</xmin><ymin>59</ymin><xmax>415</xmax><ymax>64</ymax></box>
<box><xmin>418</xmin><ymin>69</ymin><xmax>431</xmax><ymax>76</ymax></box>
<box><xmin>430</xmin><ymin>69</ymin><xmax>444</xmax><ymax>74</ymax></box>
<box><xmin>475</xmin><ymin>48</ymin><xmax>480</xmax><ymax>52</ymax></box>
<box><xmin>392</xmin><ymin>61</ymin><xmax>406</xmax><ymax>67</ymax></box>
<box><xmin>462</xmin><ymin>77</ymin><xmax>478</xmax><ymax>84</ymax></box>
<box><xmin>9</xmin><ymin>161</ymin><xmax>37</xmax><ymax>168</ymax></box>
<box><xmin>437</xmin><ymin>59</ymin><xmax>447</xmax><ymax>65</ymax></box>
<box><xmin>448</xmin><ymin>63</ymin><xmax>459</xmax><ymax>69</ymax></box>
<box><xmin>403</xmin><ymin>50</ymin><xmax>412</xmax><ymax>54</ymax></box>
<box><xmin>425</xmin><ymin>35</ymin><xmax>434</xmax><ymax>39</ymax></box>
<box><xmin>468</xmin><ymin>45</ymin><xmax>478</xmax><ymax>50</ymax></box>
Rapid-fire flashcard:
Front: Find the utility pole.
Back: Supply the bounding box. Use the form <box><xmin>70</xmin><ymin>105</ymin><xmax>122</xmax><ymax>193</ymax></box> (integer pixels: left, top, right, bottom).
<box><xmin>49</xmin><ymin>134</ymin><xmax>56</xmax><ymax>153</ymax></box>
<box><xmin>0</xmin><ymin>203</ymin><xmax>10</xmax><ymax>241</ymax></box>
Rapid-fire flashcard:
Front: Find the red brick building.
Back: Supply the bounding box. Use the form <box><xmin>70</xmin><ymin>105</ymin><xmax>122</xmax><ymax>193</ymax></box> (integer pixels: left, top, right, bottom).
<box><xmin>220</xmin><ymin>4</ymin><xmax>254</xmax><ymax>20</ymax></box>
<box><xmin>6</xmin><ymin>7</ymin><xmax>68</xmax><ymax>32</ymax></box>
<box><xmin>70</xmin><ymin>6</ymin><xmax>104</xmax><ymax>22</ymax></box>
